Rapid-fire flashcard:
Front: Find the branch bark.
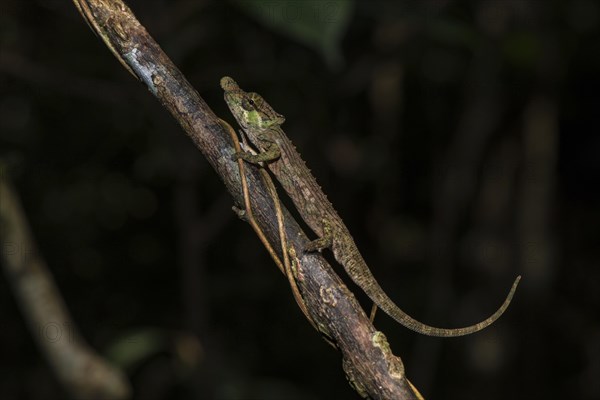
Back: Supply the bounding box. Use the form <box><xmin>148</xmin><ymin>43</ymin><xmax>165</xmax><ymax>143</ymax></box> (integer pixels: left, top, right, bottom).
<box><xmin>70</xmin><ymin>1</ymin><xmax>422</xmax><ymax>398</ymax></box>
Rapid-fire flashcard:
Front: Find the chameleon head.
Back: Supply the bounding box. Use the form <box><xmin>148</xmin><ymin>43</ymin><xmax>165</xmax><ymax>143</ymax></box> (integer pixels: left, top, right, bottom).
<box><xmin>221</xmin><ymin>76</ymin><xmax>285</xmax><ymax>131</ymax></box>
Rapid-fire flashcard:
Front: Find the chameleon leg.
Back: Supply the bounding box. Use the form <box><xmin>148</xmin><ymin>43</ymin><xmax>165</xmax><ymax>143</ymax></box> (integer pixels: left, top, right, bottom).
<box><xmin>305</xmin><ymin>220</ymin><xmax>333</xmax><ymax>252</ymax></box>
<box><xmin>233</xmin><ymin>142</ymin><xmax>281</xmax><ymax>164</ymax></box>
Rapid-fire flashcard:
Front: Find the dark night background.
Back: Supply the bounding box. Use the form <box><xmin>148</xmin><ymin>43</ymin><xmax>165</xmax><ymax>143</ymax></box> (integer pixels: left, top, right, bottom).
<box><xmin>1</xmin><ymin>0</ymin><xmax>599</xmax><ymax>399</ymax></box>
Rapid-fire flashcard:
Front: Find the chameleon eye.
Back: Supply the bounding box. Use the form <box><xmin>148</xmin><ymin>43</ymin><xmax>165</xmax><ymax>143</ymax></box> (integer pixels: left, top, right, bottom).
<box><xmin>241</xmin><ymin>98</ymin><xmax>255</xmax><ymax>111</ymax></box>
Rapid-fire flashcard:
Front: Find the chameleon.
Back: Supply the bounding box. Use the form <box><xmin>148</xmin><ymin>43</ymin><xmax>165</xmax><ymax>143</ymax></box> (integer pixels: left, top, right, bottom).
<box><xmin>221</xmin><ymin>76</ymin><xmax>521</xmax><ymax>337</ymax></box>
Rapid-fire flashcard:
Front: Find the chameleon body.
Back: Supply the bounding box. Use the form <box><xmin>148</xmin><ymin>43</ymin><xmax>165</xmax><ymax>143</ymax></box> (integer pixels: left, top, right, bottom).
<box><xmin>221</xmin><ymin>76</ymin><xmax>520</xmax><ymax>337</ymax></box>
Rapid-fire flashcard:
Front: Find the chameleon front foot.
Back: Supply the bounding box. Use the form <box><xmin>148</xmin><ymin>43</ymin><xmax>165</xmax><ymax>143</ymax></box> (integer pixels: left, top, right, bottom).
<box><xmin>231</xmin><ymin>151</ymin><xmax>247</xmax><ymax>162</ymax></box>
<box><xmin>231</xmin><ymin>143</ymin><xmax>281</xmax><ymax>164</ymax></box>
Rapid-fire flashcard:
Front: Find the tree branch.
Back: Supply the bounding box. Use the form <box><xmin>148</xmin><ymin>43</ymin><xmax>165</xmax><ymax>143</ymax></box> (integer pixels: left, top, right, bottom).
<box><xmin>70</xmin><ymin>1</ymin><xmax>422</xmax><ymax>398</ymax></box>
<box><xmin>0</xmin><ymin>166</ymin><xmax>131</xmax><ymax>400</ymax></box>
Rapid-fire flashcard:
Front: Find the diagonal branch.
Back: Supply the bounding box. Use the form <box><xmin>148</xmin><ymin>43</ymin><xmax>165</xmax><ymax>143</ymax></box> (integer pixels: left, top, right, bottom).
<box><xmin>70</xmin><ymin>0</ymin><xmax>422</xmax><ymax>398</ymax></box>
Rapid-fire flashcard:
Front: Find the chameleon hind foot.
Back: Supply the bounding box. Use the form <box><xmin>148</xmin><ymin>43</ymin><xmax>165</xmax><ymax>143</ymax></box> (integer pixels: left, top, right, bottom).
<box><xmin>305</xmin><ymin>220</ymin><xmax>333</xmax><ymax>252</ymax></box>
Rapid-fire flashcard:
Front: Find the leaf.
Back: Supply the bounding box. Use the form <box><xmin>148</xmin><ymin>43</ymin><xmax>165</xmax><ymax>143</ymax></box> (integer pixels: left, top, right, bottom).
<box><xmin>231</xmin><ymin>0</ymin><xmax>355</xmax><ymax>68</ymax></box>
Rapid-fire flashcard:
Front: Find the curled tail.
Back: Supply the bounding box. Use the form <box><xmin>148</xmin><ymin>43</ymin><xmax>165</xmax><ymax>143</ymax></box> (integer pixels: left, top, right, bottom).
<box><xmin>373</xmin><ymin>275</ymin><xmax>520</xmax><ymax>337</ymax></box>
<box><xmin>340</xmin><ymin>243</ymin><xmax>521</xmax><ymax>337</ymax></box>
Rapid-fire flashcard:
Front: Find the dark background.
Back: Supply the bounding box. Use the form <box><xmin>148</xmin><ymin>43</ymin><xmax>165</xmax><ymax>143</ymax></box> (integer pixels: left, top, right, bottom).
<box><xmin>1</xmin><ymin>0</ymin><xmax>599</xmax><ymax>399</ymax></box>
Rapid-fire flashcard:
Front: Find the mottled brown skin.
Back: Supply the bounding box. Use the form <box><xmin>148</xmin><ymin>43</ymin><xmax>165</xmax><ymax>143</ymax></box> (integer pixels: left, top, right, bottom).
<box><xmin>221</xmin><ymin>76</ymin><xmax>521</xmax><ymax>337</ymax></box>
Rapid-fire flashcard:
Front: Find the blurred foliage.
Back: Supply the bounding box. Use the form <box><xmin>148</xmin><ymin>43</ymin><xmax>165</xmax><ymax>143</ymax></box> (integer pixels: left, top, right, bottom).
<box><xmin>231</xmin><ymin>0</ymin><xmax>355</xmax><ymax>68</ymax></box>
<box><xmin>1</xmin><ymin>0</ymin><xmax>599</xmax><ymax>399</ymax></box>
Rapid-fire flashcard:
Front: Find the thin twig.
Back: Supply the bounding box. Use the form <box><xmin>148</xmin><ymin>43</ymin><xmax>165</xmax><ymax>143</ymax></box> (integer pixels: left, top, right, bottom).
<box><xmin>221</xmin><ymin>119</ymin><xmax>319</xmax><ymax>330</ymax></box>
<box><xmin>219</xmin><ymin>119</ymin><xmax>285</xmax><ymax>274</ymax></box>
